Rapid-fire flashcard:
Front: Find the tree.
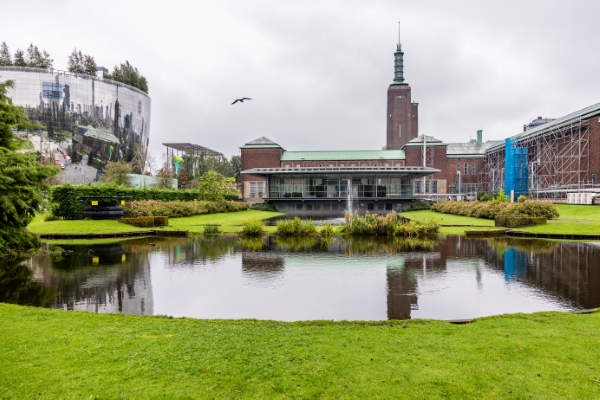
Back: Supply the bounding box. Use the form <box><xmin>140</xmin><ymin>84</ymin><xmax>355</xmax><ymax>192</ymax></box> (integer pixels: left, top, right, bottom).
<box><xmin>25</xmin><ymin>44</ymin><xmax>52</xmax><ymax>69</ymax></box>
<box><xmin>100</xmin><ymin>161</ymin><xmax>133</xmax><ymax>186</ymax></box>
<box><xmin>0</xmin><ymin>79</ymin><xmax>59</xmax><ymax>258</ymax></box>
<box><xmin>67</xmin><ymin>48</ymin><xmax>98</xmax><ymax>75</ymax></box>
<box><xmin>105</xmin><ymin>61</ymin><xmax>149</xmax><ymax>93</ymax></box>
<box><xmin>198</xmin><ymin>171</ymin><xmax>236</xmax><ymax>202</ymax></box>
<box><xmin>0</xmin><ymin>42</ymin><xmax>12</xmax><ymax>66</ymax></box>
<box><xmin>13</xmin><ymin>49</ymin><xmax>26</xmax><ymax>67</ymax></box>
<box><xmin>230</xmin><ymin>155</ymin><xmax>241</xmax><ymax>182</ymax></box>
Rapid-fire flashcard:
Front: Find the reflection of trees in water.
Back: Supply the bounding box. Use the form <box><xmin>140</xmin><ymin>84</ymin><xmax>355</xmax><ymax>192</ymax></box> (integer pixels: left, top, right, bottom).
<box><xmin>160</xmin><ymin>236</ymin><xmax>241</xmax><ymax>267</ymax></box>
<box><xmin>241</xmin><ymin>252</ymin><xmax>285</xmax><ymax>288</ymax></box>
<box><xmin>0</xmin><ymin>257</ymin><xmax>56</xmax><ymax>307</ymax></box>
<box><xmin>29</xmin><ymin>244</ymin><xmax>153</xmax><ymax>315</ymax></box>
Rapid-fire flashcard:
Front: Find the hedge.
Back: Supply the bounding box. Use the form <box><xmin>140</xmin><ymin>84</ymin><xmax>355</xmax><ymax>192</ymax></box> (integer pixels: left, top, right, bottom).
<box><xmin>123</xmin><ymin>200</ymin><xmax>250</xmax><ymax>218</ymax></box>
<box><xmin>118</xmin><ymin>216</ymin><xmax>169</xmax><ymax>228</ymax></box>
<box><xmin>51</xmin><ymin>184</ymin><xmax>203</xmax><ymax>219</ymax></box>
<box><xmin>430</xmin><ymin>200</ymin><xmax>559</xmax><ymax>220</ymax></box>
<box><xmin>495</xmin><ymin>216</ymin><xmax>546</xmax><ymax>228</ymax></box>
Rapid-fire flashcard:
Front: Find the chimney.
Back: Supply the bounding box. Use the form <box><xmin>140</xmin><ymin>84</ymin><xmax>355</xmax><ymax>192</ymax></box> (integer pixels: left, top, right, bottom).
<box><xmin>477</xmin><ymin>130</ymin><xmax>482</xmax><ymax>145</ymax></box>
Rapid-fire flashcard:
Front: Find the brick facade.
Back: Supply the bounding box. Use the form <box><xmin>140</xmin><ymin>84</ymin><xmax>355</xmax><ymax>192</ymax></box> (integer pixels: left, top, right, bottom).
<box><xmin>386</xmin><ymin>85</ymin><xmax>418</xmax><ymax>149</ymax></box>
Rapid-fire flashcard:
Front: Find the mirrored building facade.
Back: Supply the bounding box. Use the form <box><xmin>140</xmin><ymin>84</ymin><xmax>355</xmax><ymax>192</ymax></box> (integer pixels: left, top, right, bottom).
<box><xmin>0</xmin><ymin>66</ymin><xmax>151</xmax><ymax>160</ymax></box>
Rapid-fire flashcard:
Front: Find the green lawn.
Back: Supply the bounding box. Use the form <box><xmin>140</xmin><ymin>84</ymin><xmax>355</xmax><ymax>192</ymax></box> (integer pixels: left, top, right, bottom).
<box><xmin>400</xmin><ymin>210</ymin><xmax>494</xmax><ymax>226</ymax></box>
<box><xmin>169</xmin><ymin>210</ymin><xmax>283</xmax><ymax>234</ymax></box>
<box><xmin>28</xmin><ymin>216</ymin><xmax>150</xmax><ymax>235</ymax></box>
<box><xmin>555</xmin><ymin>204</ymin><xmax>600</xmax><ymax>220</ymax></box>
<box><xmin>1</xmin><ymin>304</ymin><xmax>600</xmax><ymax>398</ymax></box>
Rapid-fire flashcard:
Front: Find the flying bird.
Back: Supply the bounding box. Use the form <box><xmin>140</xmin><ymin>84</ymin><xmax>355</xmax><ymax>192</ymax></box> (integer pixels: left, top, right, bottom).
<box><xmin>231</xmin><ymin>97</ymin><xmax>252</xmax><ymax>105</ymax></box>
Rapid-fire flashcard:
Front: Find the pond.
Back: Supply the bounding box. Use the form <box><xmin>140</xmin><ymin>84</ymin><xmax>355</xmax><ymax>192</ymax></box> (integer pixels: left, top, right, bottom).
<box><xmin>6</xmin><ymin>236</ymin><xmax>600</xmax><ymax>321</ymax></box>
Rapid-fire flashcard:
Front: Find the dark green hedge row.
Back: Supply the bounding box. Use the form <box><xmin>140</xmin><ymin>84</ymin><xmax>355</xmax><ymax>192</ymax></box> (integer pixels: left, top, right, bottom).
<box><xmin>51</xmin><ymin>184</ymin><xmax>202</xmax><ymax>219</ymax></box>
<box><xmin>118</xmin><ymin>216</ymin><xmax>169</xmax><ymax>227</ymax></box>
<box><xmin>495</xmin><ymin>216</ymin><xmax>546</xmax><ymax>228</ymax></box>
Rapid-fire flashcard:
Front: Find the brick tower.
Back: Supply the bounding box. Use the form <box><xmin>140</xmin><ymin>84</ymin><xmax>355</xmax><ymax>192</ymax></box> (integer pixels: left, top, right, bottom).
<box><xmin>386</xmin><ymin>23</ymin><xmax>419</xmax><ymax>150</ymax></box>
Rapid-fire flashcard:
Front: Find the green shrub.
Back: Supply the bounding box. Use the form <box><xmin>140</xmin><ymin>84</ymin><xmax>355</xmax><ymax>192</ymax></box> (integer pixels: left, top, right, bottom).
<box><xmin>118</xmin><ymin>217</ymin><xmax>155</xmax><ymax>227</ymax></box>
<box><xmin>320</xmin><ymin>223</ymin><xmax>335</xmax><ymax>238</ymax></box>
<box><xmin>250</xmin><ymin>202</ymin><xmax>278</xmax><ymax>212</ymax></box>
<box><xmin>238</xmin><ymin>218</ymin><xmax>264</xmax><ymax>237</ymax></box>
<box><xmin>431</xmin><ymin>200</ymin><xmax>559</xmax><ymax>220</ymax></box>
<box><xmin>43</xmin><ymin>213</ymin><xmax>61</xmax><ymax>222</ymax></box>
<box><xmin>495</xmin><ymin>216</ymin><xmax>546</xmax><ymax>228</ymax></box>
<box><xmin>409</xmin><ymin>201</ymin><xmax>431</xmax><ymax>211</ymax></box>
<box><xmin>153</xmin><ymin>216</ymin><xmax>169</xmax><ymax>226</ymax></box>
<box><xmin>518</xmin><ymin>195</ymin><xmax>528</xmax><ymax>203</ymax></box>
<box><xmin>340</xmin><ymin>211</ymin><xmax>438</xmax><ymax>239</ymax></box>
<box><xmin>123</xmin><ymin>200</ymin><xmax>249</xmax><ymax>218</ymax></box>
<box><xmin>275</xmin><ymin>217</ymin><xmax>317</xmax><ymax>237</ymax></box>
<box><xmin>203</xmin><ymin>224</ymin><xmax>221</xmax><ymax>235</ymax></box>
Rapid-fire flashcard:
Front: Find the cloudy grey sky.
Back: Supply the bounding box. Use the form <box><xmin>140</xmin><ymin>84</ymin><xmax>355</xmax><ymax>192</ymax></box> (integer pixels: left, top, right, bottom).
<box><xmin>2</xmin><ymin>0</ymin><xmax>600</xmax><ymax>160</ymax></box>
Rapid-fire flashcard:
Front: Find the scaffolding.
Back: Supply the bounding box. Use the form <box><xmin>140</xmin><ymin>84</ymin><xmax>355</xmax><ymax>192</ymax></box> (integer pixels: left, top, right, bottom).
<box><xmin>421</xmin><ymin>136</ymin><xmax>435</xmax><ymax>197</ymax></box>
<box><xmin>504</xmin><ymin>138</ymin><xmax>528</xmax><ymax>199</ymax></box>
<box><xmin>480</xmin><ymin>116</ymin><xmax>593</xmax><ymax>201</ymax></box>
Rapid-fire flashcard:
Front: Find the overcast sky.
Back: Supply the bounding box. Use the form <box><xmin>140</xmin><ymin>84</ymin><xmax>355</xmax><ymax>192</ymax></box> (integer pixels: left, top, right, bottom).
<box><xmin>3</xmin><ymin>0</ymin><xmax>600</xmax><ymax>160</ymax></box>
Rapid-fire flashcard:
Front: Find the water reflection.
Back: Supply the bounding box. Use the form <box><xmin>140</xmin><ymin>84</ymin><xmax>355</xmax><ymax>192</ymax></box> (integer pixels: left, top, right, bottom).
<box><xmin>14</xmin><ymin>236</ymin><xmax>600</xmax><ymax>321</ymax></box>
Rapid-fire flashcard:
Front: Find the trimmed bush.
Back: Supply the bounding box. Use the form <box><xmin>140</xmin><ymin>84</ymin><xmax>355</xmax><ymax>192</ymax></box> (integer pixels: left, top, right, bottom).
<box><xmin>51</xmin><ymin>184</ymin><xmax>203</xmax><ymax>219</ymax></box>
<box><xmin>118</xmin><ymin>217</ymin><xmax>156</xmax><ymax>227</ymax></box>
<box><xmin>431</xmin><ymin>200</ymin><xmax>559</xmax><ymax>221</ymax></box>
<box><xmin>123</xmin><ymin>200</ymin><xmax>249</xmax><ymax>218</ymax></box>
<box><xmin>153</xmin><ymin>216</ymin><xmax>169</xmax><ymax>226</ymax></box>
<box><xmin>250</xmin><ymin>202</ymin><xmax>278</xmax><ymax>212</ymax></box>
<box><xmin>495</xmin><ymin>216</ymin><xmax>546</xmax><ymax>228</ymax></box>
<box><xmin>409</xmin><ymin>201</ymin><xmax>431</xmax><ymax>211</ymax></box>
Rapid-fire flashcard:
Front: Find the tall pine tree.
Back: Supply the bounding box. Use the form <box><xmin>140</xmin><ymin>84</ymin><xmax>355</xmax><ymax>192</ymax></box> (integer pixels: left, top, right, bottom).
<box><xmin>0</xmin><ymin>42</ymin><xmax>12</xmax><ymax>66</ymax></box>
<box><xmin>0</xmin><ymin>79</ymin><xmax>58</xmax><ymax>258</ymax></box>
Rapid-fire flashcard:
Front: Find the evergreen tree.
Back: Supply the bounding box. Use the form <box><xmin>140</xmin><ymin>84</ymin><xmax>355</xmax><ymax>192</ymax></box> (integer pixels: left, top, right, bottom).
<box><xmin>82</xmin><ymin>55</ymin><xmax>97</xmax><ymax>75</ymax></box>
<box><xmin>0</xmin><ymin>79</ymin><xmax>58</xmax><ymax>257</ymax></box>
<box><xmin>25</xmin><ymin>44</ymin><xmax>52</xmax><ymax>69</ymax></box>
<box><xmin>0</xmin><ymin>42</ymin><xmax>12</xmax><ymax>66</ymax></box>
<box><xmin>13</xmin><ymin>49</ymin><xmax>26</xmax><ymax>67</ymax></box>
<box><xmin>67</xmin><ymin>48</ymin><xmax>84</xmax><ymax>73</ymax></box>
<box><xmin>105</xmin><ymin>61</ymin><xmax>149</xmax><ymax>93</ymax></box>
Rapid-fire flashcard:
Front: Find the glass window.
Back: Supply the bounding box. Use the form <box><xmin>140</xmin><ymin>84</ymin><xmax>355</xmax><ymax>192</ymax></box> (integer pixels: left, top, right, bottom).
<box><xmin>367</xmin><ymin>203</ymin><xmax>374</xmax><ymax>211</ymax></box>
<box><xmin>432</xmin><ymin>181</ymin><xmax>438</xmax><ymax>194</ymax></box>
<box><xmin>398</xmin><ymin>124</ymin><xmax>402</xmax><ymax>137</ymax></box>
<box><xmin>457</xmin><ymin>163</ymin><xmax>460</xmax><ymax>172</ymax></box>
<box><xmin>331</xmin><ymin>204</ymin><xmax>338</xmax><ymax>210</ymax></box>
<box><xmin>306</xmin><ymin>204</ymin><xmax>313</xmax><ymax>211</ymax></box>
<box><xmin>250</xmin><ymin>182</ymin><xmax>256</xmax><ymax>198</ymax></box>
<box><xmin>314</xmin><ymin>204</ymin><xmax>321</xmax><ymax>210</ymax></box>
<box><xmin>288</xmin><ymin>204</ymin><xmax>295</xmax><ymax>211</ymax></box>
<box><xmin>386</xmin><ymin>203</ymin><xmax>393</xmax><ymax>211</ymax></box>
<box><xmin>471</xmin><ymin>163</ymin><xmax>476</xmax><ymax>175</ymax></box>
<box><xmin>295</xmin><ymin>204</ymin><xmax>303</xmax><ymax>211</ymax></box>
<box><xmin>258</xmin><ymin>182</ymin><xmax>264</xmax><ymax>198</ymax></box>
<box><xmin>377</xmin><ymin>203</ymin><xmax>384</xmax><ymax>210</ymax></box>
<box><xmin>593</xmin><ymin>174</ymin><xmax>597</xmax><ymax>184</ymax></box>
<box><xmin>464</xmin><ymin>163</ymin><xmax>468</xmax><ymax>175</ymax></box>
<box><xmin>414</xmin><ymin>181</ymin><xmax>422</xmax><ymax>194</ymax></box>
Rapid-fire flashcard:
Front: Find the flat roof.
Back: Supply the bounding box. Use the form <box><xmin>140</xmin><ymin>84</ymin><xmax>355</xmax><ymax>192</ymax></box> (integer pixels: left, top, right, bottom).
<box><xmin>446</xmin><ymin>142</ymin><xmax>500</xmax><ymax>158</ymax></box>
<box><xmin>242</xmin><ymin>166</ymin><xmax>439</xmax><ymax>179</ymax></box>
<box><xmin>281</xmin><ymin>149</ymin><xmax>405</xmax><ymax>161</ymax></box>
<box><xmin>162</xmin><ymin>143</ymin><xmax>222</xmax><ymax>155</ymax></box>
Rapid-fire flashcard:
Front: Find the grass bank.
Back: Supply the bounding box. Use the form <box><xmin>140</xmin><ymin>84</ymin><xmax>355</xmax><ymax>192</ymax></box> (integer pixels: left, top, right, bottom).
<box><xmin>400</xmin><ymin>210</ymin><xmax>498</xmax><ymax>236</ymax></box>
<box><xmin>28</xmin><ymin>210</ymin><xmax>284</xmax><ymax>237</ymax></box>
<box><xmin>1</xmin><ymin>304</ymin><xmax>600</xmax><ymax>398</ymax></box>
<box><xmin>512</xmin><ymin>204</ymin><xmax>600</xmax><ymax>236</ymax></box>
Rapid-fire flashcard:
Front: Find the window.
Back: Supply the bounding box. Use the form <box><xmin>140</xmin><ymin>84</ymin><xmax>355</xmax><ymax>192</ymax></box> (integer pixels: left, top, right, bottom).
<box><xmin>306</xmin><ymin>163</ymin><xmax>311</xmax><ymax>167</ymax></box>
<box><xmin>250</xmin><ymin>182</ymin><xmax>256</xmax><ymax>198</ymax></box>
<box><xmin>288</xmin><ymin>204</ymin><xmax>295</xmax><ymax>211</ymax></box>
<box><xmin>258</xmin><ymin>182</ymin><xmax>264</xmax><ymax>198</ymax></box>
<box><xmin>374</xmin><ymin>163</ymin><xmax>377</xmax><ymax>167</ymax></box>
<box><xmin>314</xmin><ymin>204</ymin><xmax>321</xmax><ymax>210</ymax></box>
<box><xmin>398</xmin><ymin>124</ymin><xmax>402</xmax><ymax>137</ymax></box>
<box><xmin>464</xmin><ymin>163</ymin><xmax>468</xmax><ymax>175</ymax></box>
<box><xmin>340</xmin><ymin>164</ymin><xmax>345</xmax><ymax>167</ymax></box>
<box><xmin>331</xmin><ymin>204</ymin><xmax>338</xmax><ymax>211</ymax></box>
<box><xmin>456</xmin><ymin>163</ymin><xmax>460</xmax><ymax>172</ymax></box>
<box><xmin>415</xmin><ymin>181</ymin><xmax>422</xmax><ymax>194</ymax></box>
<box><xmin>377</xmin><ymin>203</ymin><xmax>384</xmax><ymax>210</ymax></box>
<box><xmin>432</xmin><ymin>181</ymin><xmax>438</xmax><ymax>194</ymax></box>
<box><xmin>471</xmin><ymin>163</ymin><xmax>476</xmax><ymax>175</ymax></box>
<box><xmin>329</xmin><ymin>164</ymin><xmax>333</xmax><ymax>167</ymax></box>
<box><xmin>306</xmin><ymin>204</ymin><xmax>313</xmax><ymax>211</ymax></box>
<box><xmin>367</xmin><ymin>203</ymin><xmax>374</xmax><ymax>211</ymax></box>
<box><xmin>318</xmin><ymin>164</ymin><xmax>322</xmax><ymax>167</ymax></box>
<box><xmin>467</xmin><ymin>184</ymin><xmax>476</xmax><ymax>195</ymax></box>
<box><xmin>386</xmin><ymin>203</ymin><xmax>393</xmax><ymax>211</ymax></box>
<box><xmin>593</xmin><ymin>174</ymin><xmax>597</xmax><ymax>184</ymax></box>
<box><xmin>351</xmin><ymin>164</ymin><xmax>356</xmax><ymax>167</ymax></box>
<box><xmin>295</xmin><ymin>204</ymin><xmax>303</xmax><ymax>211</ymax></box>
<box><xmin>449</xmin><ymin>184</ymin><xmax>455</xmax><ymax>194</ymax></box>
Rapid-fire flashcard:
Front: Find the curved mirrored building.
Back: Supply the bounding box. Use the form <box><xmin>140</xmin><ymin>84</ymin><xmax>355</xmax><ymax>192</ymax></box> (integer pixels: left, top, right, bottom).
<box><xmin>0</xmin><ymin>66</ymin><xmax>151</xmax><ymax>161</ymax></box>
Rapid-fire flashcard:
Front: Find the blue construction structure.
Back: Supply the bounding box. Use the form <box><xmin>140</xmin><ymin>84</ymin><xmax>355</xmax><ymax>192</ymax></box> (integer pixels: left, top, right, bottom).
<box><xmin>504</xmin><ymin>138</ymin><xmax>528</xmax><ymax>198</ymax></box>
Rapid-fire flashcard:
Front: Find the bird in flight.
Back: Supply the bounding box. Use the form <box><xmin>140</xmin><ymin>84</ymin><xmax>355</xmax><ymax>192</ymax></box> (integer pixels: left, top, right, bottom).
<box><xmin>231</xmin><ymin>97</ymin><xmax>252</xmax><ymax>105</ymax></box>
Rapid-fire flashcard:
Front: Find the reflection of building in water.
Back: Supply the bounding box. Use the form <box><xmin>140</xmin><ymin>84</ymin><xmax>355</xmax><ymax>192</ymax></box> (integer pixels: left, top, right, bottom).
<box><xmin>386</xmin><ymin>253</ymin><xmax>443</xmax><ymax>320</ymax></box>
<box><xmin>30</xmin><ymin>244</ymin><xmax>153</xmax><ymax>316</ymax></box>
<box><xmin>241</xmin><ymin>252</ymin><xmax>284</xmax><ymax>288</ymax></box>
<box><xmin>492</xmin><ymin>241</ymin><xmax>600</xmax><ymax>309</ymax></box>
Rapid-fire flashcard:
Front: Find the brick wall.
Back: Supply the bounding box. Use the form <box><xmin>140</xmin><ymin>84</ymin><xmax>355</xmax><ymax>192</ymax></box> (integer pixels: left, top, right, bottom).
<box><xmin>241</xmin><ymin>148</ymin><xmax>283</xmax><ymax>200</ymax></box>
<box><xmin>386</xmin><ymin>85</ymin><xmax>415</xmax><ymax>150</ymax></box>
